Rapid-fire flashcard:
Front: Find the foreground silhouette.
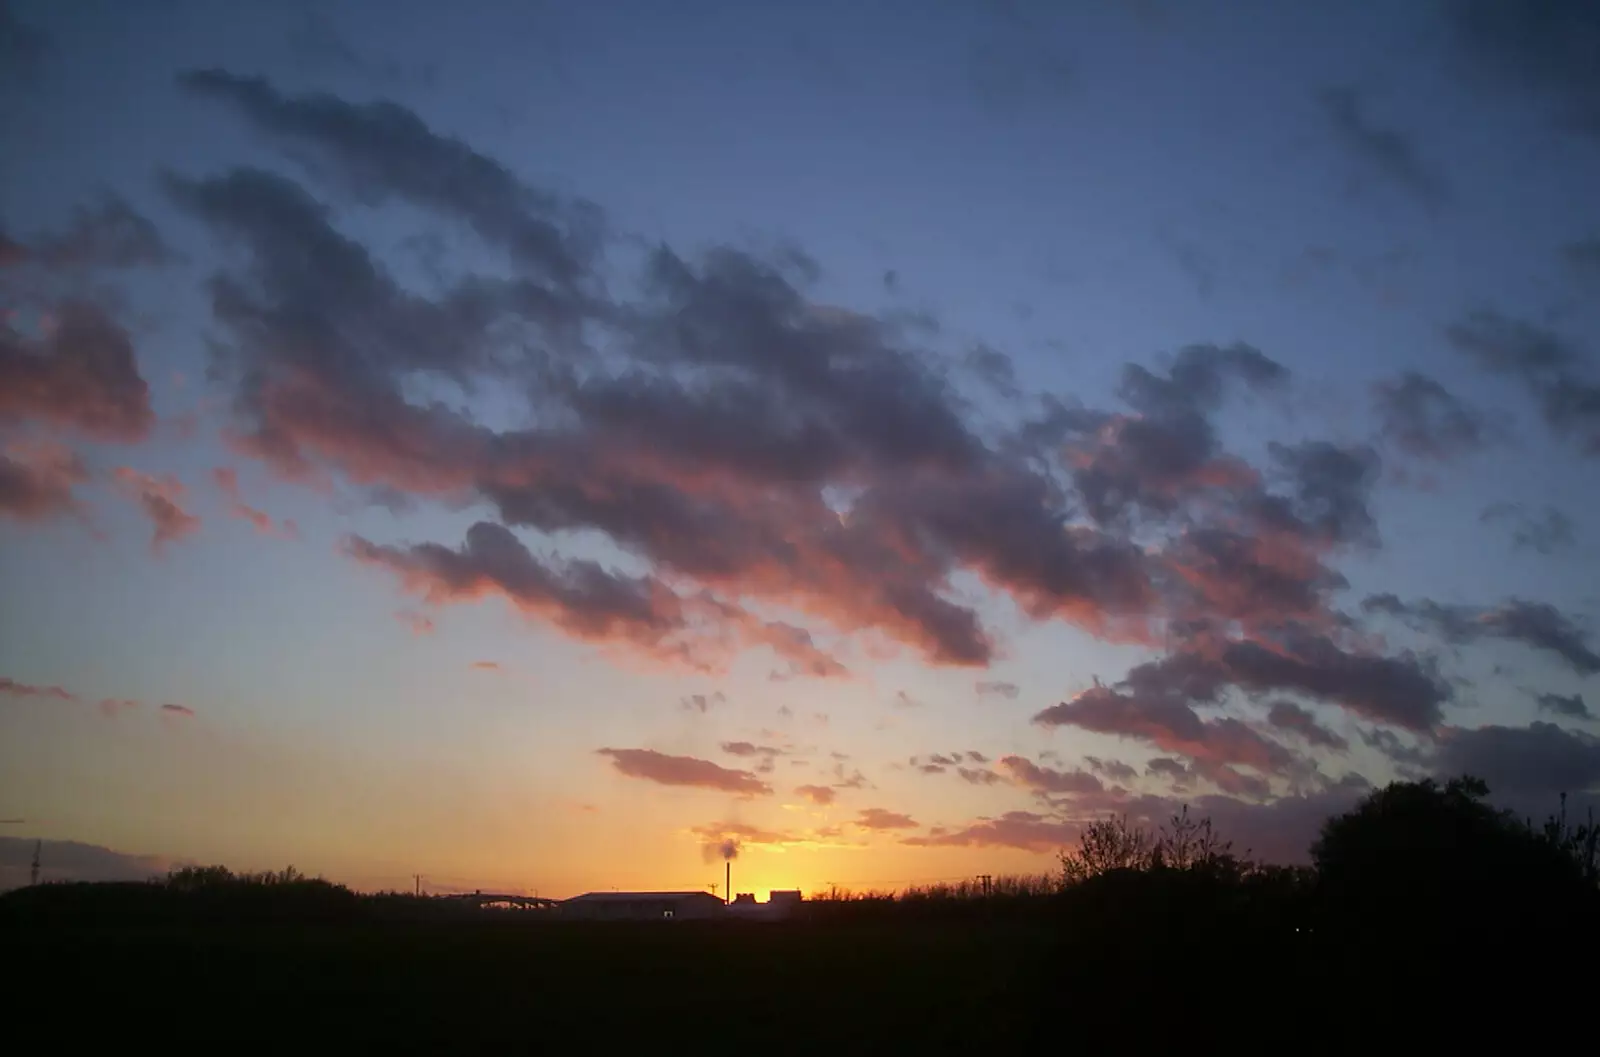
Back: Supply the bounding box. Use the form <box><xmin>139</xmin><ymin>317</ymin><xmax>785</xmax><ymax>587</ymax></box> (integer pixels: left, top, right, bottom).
<box><xmin>4</xmin><ymin>776</ymin><xmax>1595</xmax><ymax>1052</ymax></box>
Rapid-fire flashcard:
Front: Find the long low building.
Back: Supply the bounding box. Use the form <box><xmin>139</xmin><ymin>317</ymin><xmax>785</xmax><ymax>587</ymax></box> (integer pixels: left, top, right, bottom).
<box><xmin>559</xmin><ymin>891</ymin><xmax>726</xmax><ymax>921</ymax></box>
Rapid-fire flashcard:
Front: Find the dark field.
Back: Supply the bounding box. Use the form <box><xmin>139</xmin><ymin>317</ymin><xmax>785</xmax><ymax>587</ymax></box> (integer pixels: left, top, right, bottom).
<box><xmin>10</xmin><ymin>914</ymin><xmax>1304</xmax><ymax>1052</ymax></box>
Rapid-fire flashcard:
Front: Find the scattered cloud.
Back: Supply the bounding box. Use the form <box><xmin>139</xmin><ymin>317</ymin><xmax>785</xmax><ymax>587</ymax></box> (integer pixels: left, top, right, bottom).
<box><xmin>469</xmin><ymin>660</ymin><xmax>501</xmax><ymax>672</ymax></box>
<box><xmin>680</xmin><ymin>691</ymin><xmax>726</xmax><ymax>713</ymax></box>
<box><xmin>1535</xmin><ymin>692</ymin><xmax>1594</xmax><ymax>722</ymax></box>
<box><xmin>855</xmin><ymin>808</ymin><xmax>918</xmax><ymax>831</ymax></box>
<box><xmin>597</xmin><ymin>748</ymin><xmax>772</xmax><ymax>796</ymax></box>
<box><xmin>1372</xmin><ymin>371</ymin><xmax>1496</xmax><ymax>460</ymax></box>
<box><xmin>1365</xmin><ymin>594</ymin><xmax>1600</xmax><ymax>675</ymax></box>
<box><xmin>395</xmin><ymin>609</ymin><xmax>435</xmax><ymax>635</ymax></box>
<box><xmin>1447</xmin><ymin>310</ymin><xmax>1600</xmax><ymax>456</ymax></box>
<box><xmin>212</xmin><ymin>467</ymin><xmax>296</xmax><ymax>538</ymax></box>
<box><xmin>975</xmin><ymin>680</ymin><xmax>1019</xmax><ymax>701</ymax></box>
<box><xmin>0</xmin><ymin>301</ymin><xmax>154</xmax><ymax>442</ymax></box>
<box><xmin>1318</xmin><ymin>87</ymin><xmax>1448</xmax><ymax>204</ymax></box>
<box><xmin>1266</xmin><ymin>700</ymin><xmax>1349</xmax><ymax>752</ymax></box>
<box><xmin>0</xmin><ymin>440</ymin><xmax>90</xmax><ymax>522</ymax></box>
<box><xmin>794</xmin><ymin>784</ymin><xmax>837</xmax><ymax>806</ymax></box>
<box><xmin>1480</xmin><ymin>503</ymin><xmax>1576</xmax><ymax>555</ymax></box>
<box><xmin>0</xmin><ymin>677</ymin><xmax>76</xmax><ymax>701</ymax></box>
<box><xmin>113</xmin><ymin>468</ymin><xmax>201</xmax><ymax>552</ymax></box>
<box><xmin>159</xmin><ymin>703</ymin><xmax>195</xmax><ymax>718</ymax></box>
<box><xmin>998</xmin><ymin>755</ymin><xmax>1105</xmax><ymax>795</ymax></box>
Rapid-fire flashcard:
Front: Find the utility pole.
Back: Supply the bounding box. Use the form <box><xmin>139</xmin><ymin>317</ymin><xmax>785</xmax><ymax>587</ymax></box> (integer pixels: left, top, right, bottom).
<box><xmin>31</xmin><ymin>839</ymin><xmax>42</xmax><ymax>887</ymax></box>
<box><xmin>978</xmin><ymin>873</ymin><xmax>992</xmax><ymax>898</ymax></box>
<box><xmin>413</xmin><ymin>873</ymin><xmax>423</xmax><ymax>897</ymax></box>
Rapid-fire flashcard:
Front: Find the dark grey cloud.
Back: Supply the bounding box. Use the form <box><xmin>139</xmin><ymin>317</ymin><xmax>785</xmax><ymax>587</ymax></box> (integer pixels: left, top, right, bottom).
<box><xmin>1447</xmin><ymin>310</ymin><xmax>1600</xmax><ymax>456</ymax></box>
<box><xmin>179</xmin><ymin>69</ymin><xmax>599</xmax><ymax>285</ymax></box>
<box><xmin>0</xmin><ymin>837</ymin><xmax>169</xmax><ymax>890</ymax></box>
<box><xmin>1448</xmin><ymin>0</ymin><xmax>1600</xmax><ymax>138</ymax></box>
<box><xmin>998</xmin><ymin>754</ymin><xmax>1105</xmax><ymax>795</ymax></box>
<box><xmin>1266</xmin><ymin>700</ymin><xmax>1349</xmax><ymax>752</ymax></box>
<box><xmin>975</xmin><ymin>679</ymin><xmax>1019</xmax><ymax>700</ymax></box>
<box><xmin>1434</xmin><ymin>721</ymin><xmax>1600</xmax><ymax>796</ymax></box>
<box><xmin>1083</xmin><ymin>756</ymin><xmax>1139</xmax><ymax>784</ymax></box>
<box><xmin>1218</xmin><ymin>633</ymin><xmax>1447</xmax><ymax>731</ymax></box>
<box><xmin>1318</xmin><ymin>87</ymin><xmax>1448</xmax><ymax>205</ymax></box>
<box><xmin>1561</xmin><ymin>236</ymin><xmax>1600</xmax><ymax>278</ymax></box>
<box><xmin>597</xmin><ymin>747</ymin><xmax>772</xmax><ymax>797</ymax></box>
<box><xmin>10</xmin><ymin>195</ymin><xmax>177</xmax><ymax>271</ymax></box>
<box><xmin>1265</xmin><ymin>441</ymin><xmax>1382</xmax><ymax>549</ymax></box>
<box><xmin>1480</xmin><ymin>502</ymin><xmax>1577</xmax><ymax>555</ymax></box>
<box><xmin>1536</xmin><ymin>692</ymin><xmax>1594</xmax><ymax>721</ymax></box>
<box><xmin>1034</xmin><ymin>684</ymin><xmax>1298</xmax><ymax>777</ymax></box>
<box><xmin>1365</xmin><ymin>594</ymin><xmax>1600</xmax><ymax>675</ymax></box>
<box><xmin>1372</xmin><ymin>371</ymin><xmax>1496</xmax><ymax>460</ymax></box>
<box><xmin>0</xmin><ymin>0</ymin><xmax>49</xmax><ymax>86</ymax></box>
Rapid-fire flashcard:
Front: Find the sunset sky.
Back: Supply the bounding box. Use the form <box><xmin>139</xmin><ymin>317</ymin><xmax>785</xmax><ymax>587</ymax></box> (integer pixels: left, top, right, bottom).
<box><xmin>3</xmin><ymin>0</ymin><xmax>1599</xmax><ymax>898</ymax></box>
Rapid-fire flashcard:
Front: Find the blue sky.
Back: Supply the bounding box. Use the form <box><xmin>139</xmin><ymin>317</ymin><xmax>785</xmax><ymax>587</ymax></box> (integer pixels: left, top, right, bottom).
<box><xmin>2</xmin><ymin>0</ymin><xmax>1598</xmax><ymax>897</ymax></box>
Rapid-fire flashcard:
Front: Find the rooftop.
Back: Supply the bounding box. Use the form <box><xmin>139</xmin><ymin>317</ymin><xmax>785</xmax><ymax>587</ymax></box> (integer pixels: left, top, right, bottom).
<box><xmin>564</xmin><ymin>891</ymin><xmax>721</xmax><ymax>903</ymax></box>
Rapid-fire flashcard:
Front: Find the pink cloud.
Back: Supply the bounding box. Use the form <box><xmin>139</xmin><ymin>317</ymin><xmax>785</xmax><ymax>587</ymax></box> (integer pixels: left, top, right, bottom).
<box><xmin>211</xmin><ymin>466</ymin><xmax>297</xmax><ymax>538</ymax></box>
<box><xmin>470</xmin><ymin>660</ymin><xmax>501</xmax><ymax>671</ymax></box>
<box><xmin>0</xmin><ymin>676</ymin><xmax>78</xmax><ymax>701</ymax></box>
<box><xmin>0</xmin><ymin>439</ymin><xmax>90</xmax><ymax>522</ymax></box>
<box><xmin>597</xmin><ymin>747</ymin><xmax>772</xmax><ymax>796</ymax></box>
<box><xmin>113</xmin><ymin>468</ymin><xmax>200</xmax><ymax>551</ymax></box>
<box><xmin>0</xmin><ymin>301</ymin><xmax>154</xmax><ymax>442</ymax></box>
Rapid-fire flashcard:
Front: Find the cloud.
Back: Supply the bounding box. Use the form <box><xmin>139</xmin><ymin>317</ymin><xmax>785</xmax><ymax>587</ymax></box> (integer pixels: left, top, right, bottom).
<box><xmin>395</xmin><ymin>609</ymin><xmax>435</xmax><ymax>635</ymax></box>
<box><xmin>0</xmin><ymin>837</ymin><xmax>171</xmax><ymax>891</ymax></box>
<box><xmin>346</xmin><ymin>522</ymin><xmax>839</xmax><ymax>674</ymax></box>
<box><xmin>1084</xmin><ymin>756</ymin><xmax>1138</xmax><ymax>784</ymax></box>
<box><xmin>1365</xmin><ymin>594</ymin><xmax>1600</xmax><ymax>676</ymax></box>
<box><xmin>159</xmin><ymin>703</ymin><xmax>195</xmax><ymax>717</ymax></box>
<box><xmin>1536</xmin><ymin>692</ymin><xmax>1594</xmax><ymax>721</ymax></box>
<box><xmin>0</xmin><ymin>0</ymin><xmax>50</xmax><ymax>86</ymax></box>
<box><xmin>1266</xmin><ymin>701</ymin><xmax>1349</xmax><ymax>752</ymax></box>
<box><xmin>0</xmin><ymin>300</ymin><xmax>155</xmax><ymax>442</ymax></box>
<box><xmin>1372</xmin><ymin>371</ymin><xmax>1496</xmax><ymax>460</ymax></box>
<box><xmin>1447</xmin><ymin>0</ymin><xmax>1600</xmax><ymax>138</ymax></box>
<box><xmin>10</xmin><ymin>194</ymin><xmax>177</xmax><ymax>271</ymax></box>
<box><xmin>212</xmin><ymin>467</ymin><xmax>295</xmax><ymax>538</ymax></box>
<box><xmin>1317</xmin><ymin>87</ymin><xmax>1448</xmax><ymax>204</ymax></box>
<box><xmin>795</xmin><ymin>784</ymin><xmax>836</xmax><ymax>806</ymax></box>
<box><xmin>1447</xmin><ymin>310</ymin><xmax>1600</xmax><ymax>456</ymax></box>
<box><xmin>688</xmin><ymin>820</ymin><xmax>849</xmax><ymax>856</ymax></box>
<box><xmin>178</xmin><ymin>68</ymin><xmax>600</xmax><ymax>284</ymax></box>
<box><xmin>0</xmin><ymin>677</ymin><xmax>76</xmax><ymax>701</ymax></box>
<box><xmin>998</xmin><ymin>755</ymin><xmax>1106</xmax><ymax>795</ymax></box>
<box><xmin>1035</xmin><ymin>684</ymin><xmax>1297</xmax><ymax>784</ymax></box>
<box><xmin>113</xmin><ymin>468</ymin><xmax>201</xmax><ymax>552</ymax></box>
<box><xmin>903</xmin><ymin>811</ymin><xmax>1077</xmax><ymax>851</ymax></box>
<box><xmin>597</xmin><ymin>747</ymin><xmax>771</xmax><ymax>796</ymax></box>
<box><xmin>956</xmin><ymin>766</ymin><xmax>1004</xmax><ymax>785</ymax></box>
<box><xmin>1563</xmin><ymin>236</ymin><xmax>1600</xmax><ymax>279</ymax></box>
<box><xmin>0</xmin><ymin>440</ymin><xmax>89</xmax><ymax>522</ymax></box>
<box><xmin>1434</xmin><ymin>722</ymin><xmax>1600</xmax><ymax>796</ymax></box>
<box><xmin>680</xmin><ymin>691</ymin><xmax>726</xmax><ymax>713</ymax></box>
<box><xmin>855</xmin><ymin>808</ymin><xmax>918</xmax><ymax>830</ymax></box>
<box><xmin>976</xmin><ymin>680</ymin><xmax>1019</xmax><ymax>700</ymax></box>
<box><xmin>1480</xmin><ymin>503</ymin><xmax>1576</xmax><ymax>555</ymax></box>
<box><xmin>469</xmin><ymin>660</ymin><xmax>500</xmax><ymax>671</ymax></box>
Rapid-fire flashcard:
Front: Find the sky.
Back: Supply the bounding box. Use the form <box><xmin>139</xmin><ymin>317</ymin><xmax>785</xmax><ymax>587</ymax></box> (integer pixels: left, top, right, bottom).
<box><xmin>2</xmin><ymin>0</ymin><xmax>1599</xmax><ymax>899</ymax></box>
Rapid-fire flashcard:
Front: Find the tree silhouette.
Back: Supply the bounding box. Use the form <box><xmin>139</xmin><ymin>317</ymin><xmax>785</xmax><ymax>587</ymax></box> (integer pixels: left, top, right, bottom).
<box><xmin>1312</xmin><ymin>775</ymin><xmax>1592</xmax><ymax>950</ymax></box>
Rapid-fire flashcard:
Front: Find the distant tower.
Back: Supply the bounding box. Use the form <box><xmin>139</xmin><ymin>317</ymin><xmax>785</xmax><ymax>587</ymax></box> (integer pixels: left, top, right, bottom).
<box><xmin>30</xmin><ymin>839</ymin><xmax>41</xmax><ymax>887</ymax></box>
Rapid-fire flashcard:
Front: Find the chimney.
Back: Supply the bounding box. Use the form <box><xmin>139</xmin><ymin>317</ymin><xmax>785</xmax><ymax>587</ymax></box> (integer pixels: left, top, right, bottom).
<box><xmin>725</xmin><ymin>860</ymin><xmax>730</xmax><ymax>906</ymax></box>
